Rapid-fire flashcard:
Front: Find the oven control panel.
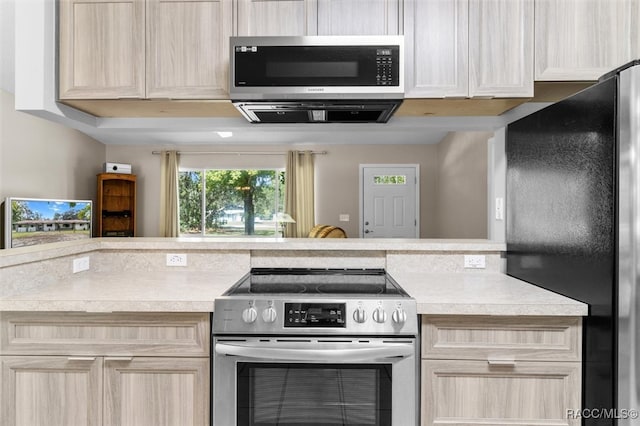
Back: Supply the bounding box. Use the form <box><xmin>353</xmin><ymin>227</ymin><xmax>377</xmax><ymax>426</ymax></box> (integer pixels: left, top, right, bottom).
<box><xmin>214</xmin><ymin>298</ymin><xmax>418</xmax><ymax>335</ymax></box>
<box><xmin>284</xmin><ymin>303</ymin><xmax>346</xmax><ymax>327</ymax></box>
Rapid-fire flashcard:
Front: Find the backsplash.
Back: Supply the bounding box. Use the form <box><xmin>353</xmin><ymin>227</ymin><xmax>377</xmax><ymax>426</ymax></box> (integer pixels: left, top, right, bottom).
<box><xmin>0</xmin><ymin>239</ymin><xmax>506</xmax><ymax>298</ymax></box>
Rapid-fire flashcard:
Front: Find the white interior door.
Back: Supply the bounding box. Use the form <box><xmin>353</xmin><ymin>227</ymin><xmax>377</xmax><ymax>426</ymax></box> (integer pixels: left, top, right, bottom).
<box><xmin>361</xmin><ymin>165</ymin><xmax>419</xmax><ymax>238</ymax></box>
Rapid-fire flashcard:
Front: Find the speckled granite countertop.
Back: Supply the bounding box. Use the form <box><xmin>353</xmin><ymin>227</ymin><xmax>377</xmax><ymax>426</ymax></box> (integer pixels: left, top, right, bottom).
<box><xmin>395</xmin><ymin>272</ymin><xmax>587</xmax><ymax>316</ymax></box>
<box><xmin>0</xmin><ymin>269</ymin><xmax>587</xmax><ymax>316</ymax></box>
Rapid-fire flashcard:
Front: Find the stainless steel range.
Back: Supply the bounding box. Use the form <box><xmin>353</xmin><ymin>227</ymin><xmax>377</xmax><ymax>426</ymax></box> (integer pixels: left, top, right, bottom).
<box><xmin>212</xmin><ymin>268</ymin><xmax>419</xmax><ymax>426</ymax></box>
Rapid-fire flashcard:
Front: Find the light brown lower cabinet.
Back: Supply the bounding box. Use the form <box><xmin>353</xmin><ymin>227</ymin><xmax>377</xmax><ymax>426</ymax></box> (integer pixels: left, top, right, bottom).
<box><xmin>1</xmin><ymin>356</ymin><xmax>103</xmax><ymax>426</ymax></box>
<box><xmin>0</xmin><ymin>312</ymin><xmax>210</xmax><ymax>426</ymax></box>
<box><xmin>422</xmin><ymin>359</ymin><xmax>581</xmax><ymax>426</ymax></box>
<box><xmin>421</xmin><ymin>315</ymin><xmax>582</xmax><ymax>426</ymax></box>
<box><xmin>103</xmin><ymin>357</ymin><xmax>209</xmax><ymax>426</ymax></box>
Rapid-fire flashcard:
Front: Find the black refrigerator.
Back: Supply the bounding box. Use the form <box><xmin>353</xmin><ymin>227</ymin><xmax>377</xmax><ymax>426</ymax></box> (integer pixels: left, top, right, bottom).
<box><xmin>506</xmin><ymin>60</ymin><xmax>640</xmax><ymax>426</ymax></box>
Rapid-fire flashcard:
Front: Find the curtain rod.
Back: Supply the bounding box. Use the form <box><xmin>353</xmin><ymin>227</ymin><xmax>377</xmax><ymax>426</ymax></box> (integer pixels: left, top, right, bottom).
<box><xmin>152</xmin><ymin>150</ymin><xmax>327</xmax><ymax>156</ymax></box>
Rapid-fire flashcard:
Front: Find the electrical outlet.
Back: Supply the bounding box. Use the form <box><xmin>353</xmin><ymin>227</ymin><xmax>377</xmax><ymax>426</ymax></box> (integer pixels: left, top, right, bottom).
<box><xmin>72</xmin><ymin>256</ymin><xmax>90</xmax><ymax>273</ymax></box>
<box><xmin>464</xmin><ymin>255</ymin><xmax>486</xmax><ymax>269</ymax></box>
<box><xmin>166</xmin><ymin>253</ymin><xmax>187</xmax><ymax>267</ymax></box>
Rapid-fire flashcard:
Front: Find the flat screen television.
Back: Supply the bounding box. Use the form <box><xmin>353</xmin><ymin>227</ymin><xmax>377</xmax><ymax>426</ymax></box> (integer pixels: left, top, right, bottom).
<box><xmin>3</xmin><ymin>197</ymin><xmax>92</xmax><ymax>249</ymax></box>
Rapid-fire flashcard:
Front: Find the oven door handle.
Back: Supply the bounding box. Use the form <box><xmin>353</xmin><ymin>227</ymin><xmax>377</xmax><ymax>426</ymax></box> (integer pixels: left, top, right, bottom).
<box><xmin>215</xmin><ymin>342</ymin><xmax>414</xmax><ymax>362</ymax></box>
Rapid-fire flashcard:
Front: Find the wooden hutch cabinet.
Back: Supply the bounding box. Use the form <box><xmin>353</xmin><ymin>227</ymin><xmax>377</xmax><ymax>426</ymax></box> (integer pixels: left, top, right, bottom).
<box><xmin>96</xmin><ymin>173</ymin><xmax>136</xmax><ymax>237</ymax></box>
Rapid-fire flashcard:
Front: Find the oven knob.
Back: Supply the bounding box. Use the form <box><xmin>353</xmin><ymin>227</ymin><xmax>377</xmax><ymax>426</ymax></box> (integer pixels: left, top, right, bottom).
<box><xmin>262</xmin><ymin>307</ymin><xmax>277</xmax><ymax>323</ymax></box>
<box><xmin>372</xmin><ymin>307</ymin><xmax>387</xmax><ymax>323</ymax></box>
<box><xmin>241</xmin><ymin>307</ymin><xmax>258</xmax><ymax>323</ymax></box>
<box><xmin>392</xmin><ymin>307</ymin><xmax>407</xmax><ymax>324</ymax></box>
<box><xmin>353</xmin><ymin>306</ymin><xmax>367</xmax><ymax>323</ymax></box>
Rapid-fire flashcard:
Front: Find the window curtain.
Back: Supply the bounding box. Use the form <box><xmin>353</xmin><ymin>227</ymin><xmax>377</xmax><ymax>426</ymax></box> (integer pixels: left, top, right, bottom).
<box><xmin>285</xmin><ymin>150</ymin><xmax>315</xmax><ymax>237</ymax></box>
<box><xmin>159</xmin><ymin>150</ymin><xmax>180</xmax><ymax>237</ymax></box>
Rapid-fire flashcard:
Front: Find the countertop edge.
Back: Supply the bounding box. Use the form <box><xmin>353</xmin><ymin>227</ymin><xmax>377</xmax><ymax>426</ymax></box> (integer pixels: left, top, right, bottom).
<box><xmin>0</xmin><ymin>238</ymin><xmax>507</xmax><ymax>268</ymax></box>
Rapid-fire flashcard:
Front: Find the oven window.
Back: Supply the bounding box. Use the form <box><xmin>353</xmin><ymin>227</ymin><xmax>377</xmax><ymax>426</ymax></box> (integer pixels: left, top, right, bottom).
<box><xmin>237</xmin><ymin>363</ymin><xmax>392</xmax><ymax>426</ymax></box>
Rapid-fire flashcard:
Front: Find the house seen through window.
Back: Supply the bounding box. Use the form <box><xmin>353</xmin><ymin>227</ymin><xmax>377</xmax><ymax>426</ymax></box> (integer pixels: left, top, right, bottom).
<box><xmin>179</xmin><ymin>169</ymin><xmax>285</xmax><ymax>237</ymax></box>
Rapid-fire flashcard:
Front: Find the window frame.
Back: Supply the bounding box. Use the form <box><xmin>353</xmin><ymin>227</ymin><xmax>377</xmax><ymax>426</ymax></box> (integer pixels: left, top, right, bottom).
<box><xmin>178</xmin><ymin>167</ymin><xmax>285</xmax><ymax>238</ymax></box>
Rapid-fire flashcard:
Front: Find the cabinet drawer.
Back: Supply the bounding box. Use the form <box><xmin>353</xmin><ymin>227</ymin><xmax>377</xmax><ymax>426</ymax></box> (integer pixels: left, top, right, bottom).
<box><xmin>422</xmin><ymin>315</ymin><xmax>581</xmax><ymax>361</ymax></box>
<box><xmin>421</xmin><ymin>359</ymin><xmax>581</xmax><ymax>426</ymax></box>
<box><xmin>0</xmin><ymin>312</ymin><xmax>210</xmax><ymax>356</ymax></box>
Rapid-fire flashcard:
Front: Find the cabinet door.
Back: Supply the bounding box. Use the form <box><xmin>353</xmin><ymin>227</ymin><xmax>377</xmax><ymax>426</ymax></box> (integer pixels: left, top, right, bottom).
<box><xmin>236</xmin><ymin>0</ymin><xmax>317</xmax><ymax>36</ymax></box>
<box><xmin>422</xmin><ymin>360</ymin><xmax>581</xmax><ymax>426</ymax></box>
<box><xmin>147</xmin><ymin>0</ymin><xmax>233</xmax><ymax>99</ymax></box>
<box><xmin>59</xmin><ymin>0</ymin><xmax>145</xmax><ymax>99</ymax></box>
<box><xmin>316</xmin><ymin>0</ymin><xmax>401</xmax><ymax>35</ymax></box>
<box><xmin>469</xmin><ymin>0</ymin><xmax>533</xmax><ymax>97</ymax></box>
<box><xmin>404</xmin><ymin>0</ymin><xmax>468</xmax><ymax>98</ymax></box>
<box><xmin>104</xmin><ymin>357</ymin><xmax>209</xmax><ymax>426</ymax></box>
<box><xmin>535</xmin><ymin>0</ymin><xmax>640</xmax><ymax>81</ymax></box>
<box><xmin>1</xmin><ymin>356</ymin><xmax>102</xmax><ymax>426</ymax></box>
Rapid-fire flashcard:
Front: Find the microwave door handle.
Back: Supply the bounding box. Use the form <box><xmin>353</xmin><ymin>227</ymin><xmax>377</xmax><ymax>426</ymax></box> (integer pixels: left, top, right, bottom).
<box><xmin>215</xmin><ymin>342</ymin><xmax>413</xmax><ymax>362</ymax></box>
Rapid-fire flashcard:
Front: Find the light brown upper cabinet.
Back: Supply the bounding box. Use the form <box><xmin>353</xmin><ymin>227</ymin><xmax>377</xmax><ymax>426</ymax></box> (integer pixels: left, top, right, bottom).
<box><xmin>469</xmin><ymin>0</ymin><xmax>533</xmax><ymax>97</ymax></box>
<box><xmin>235</xmin><ymin>0</ymin><xmax>401</xmax><ymax>36</ymax></box>
<box><xmin>236</xmin><ymin>0</ymin><xmax>317</xmax><ymax>36</ymax></box>
<box><xmin>404</xmin><ymin>0</ymin><xmax>533</xmax><ymax>98</ymax></box>
<box><xmin>147</xmin><ymin>0</ymin><xmax>233</xmax><ymax>98</ymax></box>
<box><xmin>535</xmin><ymin>0</ymin><xmax>640</xmax><ymax>81</ymax></box>
<box><xmin>316</xmin><ymin>0</ymin><xmax>401</xmax><ymax>35</ymax></box>
<box><xmin>60</xmin><ymin>0</ymin><xmax>232</xmax><ymax>100</ymax></box>
<box><xmin>403</xmin><ymin>0</ymin><xmax>468</xmax><ymax>97</ymax></box>
<box><xmin>59</xmin><ymin>0</ymin><xmax>145</xmax><ymax>99</ymax></box>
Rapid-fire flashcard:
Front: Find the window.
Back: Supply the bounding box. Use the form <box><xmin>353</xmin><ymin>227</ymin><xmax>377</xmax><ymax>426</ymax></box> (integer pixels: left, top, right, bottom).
<box><xmin>374</xmin><ymin>175</ymin><xmax>406</xmax><ymax>185</ymax></box>
<box><xmin>179</xmin><ymin>169</ymin><xmax>284</xmax><ymax>237</ymax></box>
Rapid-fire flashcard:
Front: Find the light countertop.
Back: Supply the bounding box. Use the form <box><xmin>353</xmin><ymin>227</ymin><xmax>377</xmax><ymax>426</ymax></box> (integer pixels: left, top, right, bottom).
<box><xmin>0</xmin><ymin>269</ymin><xmax>588</xmax><ymax>316</ymax></box>
<box><xmin>395</xmin><ymin>272</ymin><xmax>587</xmax><ymax>316</ymax></box>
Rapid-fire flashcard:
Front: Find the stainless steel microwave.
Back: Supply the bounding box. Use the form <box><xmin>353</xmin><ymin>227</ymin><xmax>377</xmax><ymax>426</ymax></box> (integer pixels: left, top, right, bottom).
<box><xmin>230</xmin><ymin>35</ymin><xmax>404</xmax><ymax>100</ymax></box>
<box><xmin>229</xmin><ymin>36</ymin><xmax>404</xmax><ymax>123</ymax></box>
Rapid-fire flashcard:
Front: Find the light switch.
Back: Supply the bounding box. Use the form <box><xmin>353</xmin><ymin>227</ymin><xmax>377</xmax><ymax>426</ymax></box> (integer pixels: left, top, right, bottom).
<box><xmin>495</xmin><ymin>197</ymin><xmax>504</xmax><ymax>220</ymax></box>
<box><xmin>339</xmin><ymin>214</ymin><xmax>350</xmax><ymax>222</ymax></box>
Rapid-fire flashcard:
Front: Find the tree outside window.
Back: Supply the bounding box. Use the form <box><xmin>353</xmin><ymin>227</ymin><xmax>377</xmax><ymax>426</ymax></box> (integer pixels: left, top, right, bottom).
<box><xmin>179</xmin><ymin>169</ymin><xmax>284</xmax><ymax>237</ymax></box>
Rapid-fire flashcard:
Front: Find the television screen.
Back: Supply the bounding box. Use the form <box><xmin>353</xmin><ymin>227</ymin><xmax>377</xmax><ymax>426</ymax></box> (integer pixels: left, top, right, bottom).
<box><xmin>3</xmin><ymin>197</ymin><xmax>92</xmax><ymax>248</ymax></box>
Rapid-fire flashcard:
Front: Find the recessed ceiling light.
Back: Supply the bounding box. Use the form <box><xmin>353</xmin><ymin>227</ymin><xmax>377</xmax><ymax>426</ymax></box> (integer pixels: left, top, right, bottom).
<box><xmin>217</xmin><ymin>131</ymin><xmax>233</xmax><ymax>138</ymax></box>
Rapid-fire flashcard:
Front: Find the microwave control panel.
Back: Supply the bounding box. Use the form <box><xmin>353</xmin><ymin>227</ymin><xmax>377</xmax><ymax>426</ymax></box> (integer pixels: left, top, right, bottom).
<box><xmin>376</xmin><ymin>48</ymin><xmax>395</xmax><ymax>86</ymax></box>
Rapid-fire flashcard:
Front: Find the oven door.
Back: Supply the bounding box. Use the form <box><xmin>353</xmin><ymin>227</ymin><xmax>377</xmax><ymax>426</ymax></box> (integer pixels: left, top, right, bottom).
<box><xmin>213</xmin><ymin>337</ymin><xmax>418</xmax><ymax>426</ymax></box>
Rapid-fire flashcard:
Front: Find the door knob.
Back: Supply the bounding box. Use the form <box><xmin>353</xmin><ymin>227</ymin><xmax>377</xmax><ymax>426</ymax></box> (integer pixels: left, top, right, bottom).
<box><xmin>365</xmin><ymin>229</ymin><xmax>373</xmax><ymax>234</ymax></box>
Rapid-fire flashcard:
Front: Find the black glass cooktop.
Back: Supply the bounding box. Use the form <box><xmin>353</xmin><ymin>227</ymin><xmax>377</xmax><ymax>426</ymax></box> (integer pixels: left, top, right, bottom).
<box><xmin>224</xmin><ymin>268</ymin><xmax>409</xmax><ymax>297</ymax></box>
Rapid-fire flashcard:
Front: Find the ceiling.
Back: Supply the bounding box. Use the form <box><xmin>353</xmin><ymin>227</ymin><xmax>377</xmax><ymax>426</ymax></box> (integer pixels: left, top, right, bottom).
<box><xmin>38</xmin><ymin>108</ymin><xmax>550</xmax><ymax>146</ymax></box>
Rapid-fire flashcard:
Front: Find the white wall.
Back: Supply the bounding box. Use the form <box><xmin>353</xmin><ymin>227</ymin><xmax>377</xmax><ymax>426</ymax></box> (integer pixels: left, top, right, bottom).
<box><xmin>313</xmin><ymin>144</ymin><xmax>439</xmax><ymax>238</ymax></box>
<box><xmin>106</xmin><ymin>132</ymin><xmax>492</xmax><ymax>238</ymax></box>
<box><xmin>433</xmin><ymin>131</ymin><xmax>492</xmax><ymax>238</ymax></box>
<box><xmin>1</xmin><ymin>90</ymin><xmax>106</xmax><ymax>245</ymax></box>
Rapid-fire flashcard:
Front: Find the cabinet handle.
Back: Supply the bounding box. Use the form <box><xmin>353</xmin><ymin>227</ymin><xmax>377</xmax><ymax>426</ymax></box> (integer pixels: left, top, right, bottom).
<box><xmin>104</xmin><ymin>357</ymin><xmax>134</xmax><ymax>362</ymax></box>
<box><xmin>487</xmin><ymin>358</ymin><xmax>516</xmax><ymax>367</ymax></box>
<box><xmin>67</xmin><ymin>357</ymin><xmax>96</xmax><ymax>361</ymax></box>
